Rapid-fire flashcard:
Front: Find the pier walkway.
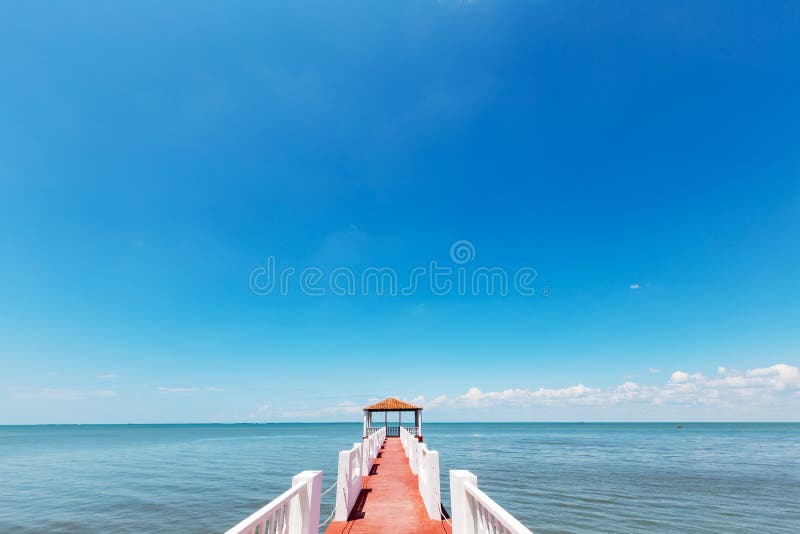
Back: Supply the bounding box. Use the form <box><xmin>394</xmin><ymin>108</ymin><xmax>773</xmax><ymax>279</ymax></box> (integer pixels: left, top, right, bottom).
<box><xmin>225</xmin><ymin>399</ymin><xmax>532</xmax><ymax>534</ymax></box>
<box><xmin>324</xmin><ymin>437</ymin><xmax>451</xmax><ymax>534</ymax></box>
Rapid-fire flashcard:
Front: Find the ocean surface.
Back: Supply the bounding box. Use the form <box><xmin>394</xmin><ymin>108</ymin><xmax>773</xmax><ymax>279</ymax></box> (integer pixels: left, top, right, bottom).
<box><xmin>0</xmin><ymin>423</ymin><xmax>798</xmax><ymax>533</ymax></box>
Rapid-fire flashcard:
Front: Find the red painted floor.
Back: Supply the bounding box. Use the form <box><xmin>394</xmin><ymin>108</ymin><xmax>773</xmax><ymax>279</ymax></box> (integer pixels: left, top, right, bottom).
<box><xmin>325</xmin><ymin>437</ymin><xmax>452</xmax><ymax>534</ymax></box>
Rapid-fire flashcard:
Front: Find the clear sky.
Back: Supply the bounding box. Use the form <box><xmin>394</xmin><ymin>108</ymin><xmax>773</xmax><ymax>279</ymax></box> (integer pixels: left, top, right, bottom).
<box><xmin>1</xmin><ymin>1</ymin><xmax>799</xmax><ymax>423</ymax></box>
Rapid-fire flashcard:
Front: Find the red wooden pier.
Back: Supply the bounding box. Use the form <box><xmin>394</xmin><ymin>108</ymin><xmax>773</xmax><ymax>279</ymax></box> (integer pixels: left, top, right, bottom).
<box><xmin>225</xmin><ymin>397</ymin><xmax>531</xmax><ymax>534</ymax></box>
<box><xmin>324</xmin><ymin>436</ymin><xmax>451</xmax><ymax>534</ymax></box>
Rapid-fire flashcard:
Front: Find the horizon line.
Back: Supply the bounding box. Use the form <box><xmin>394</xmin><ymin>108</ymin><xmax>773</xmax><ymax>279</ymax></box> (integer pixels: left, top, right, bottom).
<box><xmin>2</xmin><ymin>420</ymin><xmax>799</xmax><ymax>427</ymax></box>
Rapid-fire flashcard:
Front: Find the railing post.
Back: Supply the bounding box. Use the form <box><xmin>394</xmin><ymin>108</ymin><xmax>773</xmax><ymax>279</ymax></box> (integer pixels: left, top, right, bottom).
<box><xmin>362</xmin><ymin>437</ymin><xmax>370</xmax><ymax>476</ymax></box>
<box><xmin>424</xmin><ymin>450</ymin><xmax>440</xmax><ymax>519</ymax></box>
<box><xmin>352</xmin><ymin>441</ymin><xmax>362</xmax><ymax>489</ymax></box>
<box><xmin>450</xmin><ymin>470</ymin><xmax>478</xmax><ymax>534</ymax></box>
<box><xmin>291</xmin><ymin>470</ymin><xmax>322</xmax><ymax>534</ymax></box>
<box><xmin>334</xmin><ymin>450</ymin><xmax>350</xmax><ymax>521</ymax></box>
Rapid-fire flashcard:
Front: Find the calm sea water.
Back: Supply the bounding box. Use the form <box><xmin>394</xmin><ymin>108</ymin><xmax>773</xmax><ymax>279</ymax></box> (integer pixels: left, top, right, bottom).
<box><xmin>0</xmin><ymin>423</ymin><xmax>798</xmax><ymax>533</ymax></box>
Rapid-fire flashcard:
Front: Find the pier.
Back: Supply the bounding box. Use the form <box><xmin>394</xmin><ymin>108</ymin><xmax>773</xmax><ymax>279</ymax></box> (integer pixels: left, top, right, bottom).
<box><xmin>324</xmin><ymin>435</ymin><xmax>450</xmax><ymax>534</ymax></box>
<box><xmin>226</xmin><ymin>398</ymin><xmax>532</xmax><ymax>534</ymax></box>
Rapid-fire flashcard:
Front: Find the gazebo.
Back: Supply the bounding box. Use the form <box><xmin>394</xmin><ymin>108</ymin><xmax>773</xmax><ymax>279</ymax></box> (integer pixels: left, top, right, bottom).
<box><xmin>363</xmin><ymin>397</ymin><xmax>423</xmax><ymax>440</ymax></box>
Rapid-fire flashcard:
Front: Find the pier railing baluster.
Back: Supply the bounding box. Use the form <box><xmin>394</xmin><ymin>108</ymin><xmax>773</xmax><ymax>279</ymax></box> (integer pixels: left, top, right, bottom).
<box><xmin>225</xmin><ymin>471</ymin><xmax>322</xmax><ymax>534</ymax></box>
<box><xmin>450</xmin><ymin>470</ymin><xmax>532</xmax><ymax>534</ymax></box>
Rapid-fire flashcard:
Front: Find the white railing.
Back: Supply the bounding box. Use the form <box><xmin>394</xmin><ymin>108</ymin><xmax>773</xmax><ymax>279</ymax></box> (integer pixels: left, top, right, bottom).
<box><xmin>450</xmin><ymin>470</ymin><xmax>532</xmax><ymax>534</ymax></box>
<box><xmin>399</xmin><ymin>426</ymin><xmax>415</xmax><ymax>471</ymax></box>
<box><xmin>335</xmin><ymin>442</ymin><xmax>363</xmax><ymax>521</ymax></box>
<box><xmin>362</xmin><ymin>426</ymin><xmax>385</xmax><ymax>475</ymax></box>
<box><xmin>335</xmin><ymin>427</ymin><xmax>385</xmax><ymax>521</ymax></box>
<box><xmin>416</xmin><ymin>442</ymin><xmax>441</xmax><ymax>519</ymax></box>
<box><xmin>225</xmin><ymin>471</ymin><xmax>322</xmax><ymax>534</ymax></box>
<box><xmin>367</xmin><ymin>425</ymin><xmax>419</xmax><ymax>437</ymax></box>
<box><xmin>399</xmin><ymin>426</ymin><xmax>441</xmax><ymax>520</ymax></box>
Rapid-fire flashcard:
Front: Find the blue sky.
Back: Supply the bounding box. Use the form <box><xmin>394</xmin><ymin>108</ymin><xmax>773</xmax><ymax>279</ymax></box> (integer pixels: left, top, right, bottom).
<box><xmin>1</xmin><ymin>1</ymin><xmax>799</xmax><ymax>423</ymax></box>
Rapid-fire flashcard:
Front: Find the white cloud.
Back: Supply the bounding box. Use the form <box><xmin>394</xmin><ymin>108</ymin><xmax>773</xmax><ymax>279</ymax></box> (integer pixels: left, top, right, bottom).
<box><xmin>421</xmin><ymin>363</ymin><xmax>800</xmax><ymax>413</ymax></box>
<box><xmin>670</xmin><ymin>371</ymin><xmax>689</xmax><ymax>384</ymax></box>
<box><xmin>409</xmin><ymin>395</ymin><xmax>425</xmax><ymax>405</ymax></box>
<box><xmin>457</xmin><ymin>384</ymin><xmax>601</xmax><ymax>407</ymax></box>
<box><xmin>428</xmin><ymin>394</ymin><xmax>448</xmax><ymax>408</ymax></box>
<box><xmin>248</xmin><ymin>404</ymin><xmax>270</xmax><ymax>419</ymax></box>
<box><xmin>630</xmin><ymin>283</ymin><xmax>640</xmax><ymax>289</ymax></box>
<box><xmin>531</xmin><ymin>383</ymin><xmax>594</xmax><ymax>400</ymax></box>
<box><xmin>408</xmin><ymin>394</ymin><xmax>448</xmax><ymax>408</ymax></box>
<box><xmin>281</xmin><ymin>401</ymin><xmax>362</xmax><ymax>419</ymax></box>
<box><xmin>245</xmin><ymin>364</ymin><xmax>799</xmax><ymax>422</ymax></box>
<box><xmin>648</xmin><ymin>368</ymin><xmax>661</xmax><ymax>374</ymax></box>
<box><xmin>97</xmin><ymin>373</ymin><xmax>120</xmax><ymax>379</ymax></box>
<box><xmin>155</xmin><ymin>386</ymin><xmax>224</xmax><ymax>393</ymax></box>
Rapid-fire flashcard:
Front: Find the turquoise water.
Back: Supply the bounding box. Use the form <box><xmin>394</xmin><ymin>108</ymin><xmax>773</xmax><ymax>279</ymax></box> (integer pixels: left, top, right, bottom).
<box><xmin>0</xmin><ymin>423</ymin><xmax>798</xmax><ymax>533</ymax></box>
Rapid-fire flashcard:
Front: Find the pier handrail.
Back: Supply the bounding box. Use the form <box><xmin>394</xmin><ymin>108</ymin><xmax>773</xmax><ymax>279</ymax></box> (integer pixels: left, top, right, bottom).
<box><xmin>399</xmin><ymin>426</ymin><xmax>441</xmax><ymax>520</ymax></box>
<box><xmin>367</xmin><ymin>425</ymin><xmax>419</xmax><ymax>437</ymax></box>
<box><xmin>399</xmin><ymin>425</ymin><xmax>418</xmax><ymax>473</ymax></box>
<box><xmin>450</xmin><ymin>470</ymin><xmax>532</xmax><ymax>534</ymax></box>
<box><xmin>335</xmin><ymin>426</ymin><xmax>386</xmax><ymax>522</ymax></box>
<box><xmin>335</xmin><ymin>442</ymin><xmax>363</xmax><ymax>521</ymax></box>
<box><xmin>225</xmin><ymin>470</ymin><xmax>322</xmax><ymax>534</ymax></box>
<box><xmin>362</xmin><ymin>426</ymin><xmax>385</xmax><ymax>475</ymax></box>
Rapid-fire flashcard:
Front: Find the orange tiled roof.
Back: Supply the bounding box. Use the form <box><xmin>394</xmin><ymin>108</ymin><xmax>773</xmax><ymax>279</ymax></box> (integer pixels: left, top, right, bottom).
<box><xmin>363</xmin><ymin>397</ymin><xmax>422</xmax><ymax>411</ymax></box>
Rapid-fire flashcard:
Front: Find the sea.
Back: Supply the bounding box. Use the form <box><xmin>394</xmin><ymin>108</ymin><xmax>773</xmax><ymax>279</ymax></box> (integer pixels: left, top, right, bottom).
<box><xmin>0</xmin><ymin>423</ymin><xmax>798</xmax><ymax>533</ymax></box>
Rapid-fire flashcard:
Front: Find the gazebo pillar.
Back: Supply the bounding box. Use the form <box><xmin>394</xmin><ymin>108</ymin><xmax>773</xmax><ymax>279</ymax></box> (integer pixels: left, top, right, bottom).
<box><xmin>415</xmin><ymin>409</ymin><xmax>422</xmax><ymax>439</ymax></box>
<box><xmin>363</xmin><ymin>410</ymin><xmax>368</xmax><ymax>437</ymax></box>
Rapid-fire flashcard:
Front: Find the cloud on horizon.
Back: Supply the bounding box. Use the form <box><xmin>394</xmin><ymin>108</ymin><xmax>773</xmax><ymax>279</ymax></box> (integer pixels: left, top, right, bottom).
<box><xmin>248</xmin><ymin>404</ymin><xmax>270</xmax><ymax>419</ymax></box>
<box><xmin>419</xmin><ymin>363</ymin><xmax>799</xmax><ymax>412</ymax></box>
<box><xmin>258</xmin><ymin>363</ymin><xmax>799</xmax><ymax>423</ymax></box>
<box><xmin>280</xmin><ymin>400</ymin><xmax>361</xmax><ymax>419</ymax></box>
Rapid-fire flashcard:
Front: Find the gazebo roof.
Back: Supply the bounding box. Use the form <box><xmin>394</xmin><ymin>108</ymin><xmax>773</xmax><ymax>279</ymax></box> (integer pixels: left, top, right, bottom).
<box><xmin>363</xmin><ymin>397</ymin><xmax>422</xmax><ymax>411</ymax></box>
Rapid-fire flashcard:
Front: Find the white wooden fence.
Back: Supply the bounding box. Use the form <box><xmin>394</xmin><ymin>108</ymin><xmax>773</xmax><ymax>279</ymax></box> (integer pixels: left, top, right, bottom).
<box><xmin>225</xmin><ymin>471</ymin><xmax>322</xmax><ymax>534</ymax></box>
<box><xmin>335</xmin><ymin>426</ymin><xmax>386</xmax><ymax>521</ymax></box>
<box><xmin>224</xmin><ymin>427</ymin><xmax>532</xmax><ymax>534</ymax></box>
<box><xmin>362</xmin><ymin>426</ymin><xmax>385</xmax><ymax>475</ymax></box>
<box><xmin>399</xmin><ymin>426</ymin><xmax>441</xmax><ymax>520</ymax></box>
<box><xmin>334</xmin><ymin>442</ymin><xmax>363</xmax><ymax>521</ymax></box>
<box><xmin>450</xmin><ymin>470</ymin><xmax>532</xmax><ymax>534</ymax></box>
